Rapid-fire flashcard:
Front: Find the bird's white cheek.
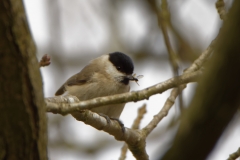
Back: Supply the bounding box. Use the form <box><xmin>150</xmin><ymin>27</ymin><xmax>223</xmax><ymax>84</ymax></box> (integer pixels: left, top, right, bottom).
<box><xmin>105</xmin><ymin>61</ymin><xmax>125</xmax><ymax>78</ymax></box>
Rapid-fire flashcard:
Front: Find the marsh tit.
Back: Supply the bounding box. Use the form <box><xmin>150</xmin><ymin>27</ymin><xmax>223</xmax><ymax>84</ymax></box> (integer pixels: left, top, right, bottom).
<box><xmin>55</xmin><ymin>52</ymin><xmax>138</xmax><ymax>120</ymax></box>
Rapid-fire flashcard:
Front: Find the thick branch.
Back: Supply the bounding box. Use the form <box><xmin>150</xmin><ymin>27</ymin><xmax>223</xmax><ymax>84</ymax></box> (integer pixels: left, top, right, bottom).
<box><xmin>71</xmin><ymin>109</ymin><xmax>148</xmax><ymax>160</ymax></box>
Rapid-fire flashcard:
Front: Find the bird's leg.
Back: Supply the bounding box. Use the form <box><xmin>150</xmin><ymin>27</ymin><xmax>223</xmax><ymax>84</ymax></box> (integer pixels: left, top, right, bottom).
<box><xmin>99</xmin><ymin>113</ymin><xmax>111</xmax><ymax>124</ymax></box>
<box><xmin>98</xmin><ymin>113</ymin><xmax>125</xmax><ymax>132</ymax></box>
<box><xmin>110</xmin><ymin>117</ymin><xmax>125</xmax><ymax>133</ymax></box>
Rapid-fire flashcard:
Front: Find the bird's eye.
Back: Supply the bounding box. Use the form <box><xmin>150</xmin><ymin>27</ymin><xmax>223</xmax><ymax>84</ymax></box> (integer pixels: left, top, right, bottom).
<box><xmin>117</xmin><ymin>66</ymin><xmax>121</xmax><ymax>70</ymax></box>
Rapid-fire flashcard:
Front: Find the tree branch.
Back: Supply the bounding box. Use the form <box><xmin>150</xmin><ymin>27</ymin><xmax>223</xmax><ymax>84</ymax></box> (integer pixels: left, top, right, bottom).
<box><xmin>159</xmin><ymin>0</ymin><xmax>179</xmax><ymax>75</ymax></box>
<box><xmin>45</xmin><ymin>70</ymin><xmax>202</xmax><ymax>115</ymax></box>
<box><xmin>216</xmin><ymin>0</ymin><xmax>227</xmax><ymax>20</ymax></box>
<box><xmin>227</xmin><ymin>147</ymin><xmax>240</xmax><ymax>160</ymax></box>
<box><xmin>141</xmin><ymin>36</ymin><xmax>215</xmax><ymax>140</ymax></box>
<box><xmin>68</xmin><ymin>109</ymin><xmax>148</xmax><ymax>160</ymax></box>
<box><xmin>143</xmin><ymin>86</ymin><xmax>184</xmax><ymax>136</ymax></box>
<box><xmin>119</xmin><ymin>104</ymin><xmax>147</xmax><ymax>160</ymax></box>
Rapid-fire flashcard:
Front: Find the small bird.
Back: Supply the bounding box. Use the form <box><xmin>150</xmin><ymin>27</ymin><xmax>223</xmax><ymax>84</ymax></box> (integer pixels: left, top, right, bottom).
<box><xmin>55</xmin><ymin>52</ymin><xmax>138</xmax><ymax>121</ymax></box>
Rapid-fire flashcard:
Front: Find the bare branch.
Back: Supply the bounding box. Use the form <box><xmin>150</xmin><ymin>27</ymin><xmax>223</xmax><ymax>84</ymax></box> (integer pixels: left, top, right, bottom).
<box><xmin>159</xmin><ymin>0</ymin><xmax>180</xmax><ymax>75</ymax></box>
<box><xmin>185</xmin><ymin>40</ymin><xmax>214</xmax><ymax>73</ymax></box>
<box><xmin>227</xmin><ymin>147</ymin><xmax>240</xmax><ymax>160</ymax></box>
<box><xmin>45</xmin><ymin>63</ymin><xmax>202</xmax><ymax>160</ymax></box>
<box><xmin>146</xmin><ymin>0</ymin><xmax>179</xmax><ymax>74</ymax></box>
<box><xmin>143</xmin><ymin>86</ymin><xmax>184</xmax><ymax>135</ymax></box>
<box><xmin>142</xmin><ymin>38</ymin><xmax>215</xmax><ymax>135</ymax></box>
<box><xmin>216</xmin><ymin>0</ymin><xmax>227</xmax><ymax>20</ymax></box>
<box><xmin>45</xmin><ymin>37</ymin><xmax>212</xmax><ymax>115</ymax></box>
<box><xmin>119</xmin><ymin>104</ymin><xmax>147</xmax><ymax>160</ymax></box>
<box><xmin>70</xmin><ymin>109</ymin><xmax>148</xmax><ymax>160</ymax></box>
<box><xmin>132</xmin><ymin>104</ymin><xmax>147</xmax><ymax>130</ymax></box>
<box><xmin>45</xmin><ymin>70</ymin><xmax>202</xmax><ymax>115</ymax></box>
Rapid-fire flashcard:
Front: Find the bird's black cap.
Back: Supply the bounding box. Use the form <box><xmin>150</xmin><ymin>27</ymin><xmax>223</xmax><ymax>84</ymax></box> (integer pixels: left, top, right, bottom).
<box><xmin>109</xmin><ymin>52</ymin><xmax>134</xmax><ymax>75</ymax></box>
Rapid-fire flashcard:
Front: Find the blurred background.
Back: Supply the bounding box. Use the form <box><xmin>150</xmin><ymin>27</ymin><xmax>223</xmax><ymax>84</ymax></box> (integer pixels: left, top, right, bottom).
<box><xmin>23</xmin><ymin>0</ymin><xmax>239</xmax><ymax>159</ymax></box>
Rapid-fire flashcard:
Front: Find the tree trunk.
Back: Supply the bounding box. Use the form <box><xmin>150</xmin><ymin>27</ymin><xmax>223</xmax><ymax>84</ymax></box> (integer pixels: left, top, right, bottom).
<box><xmin>0</xmin><ymin>0</ymin><xmax>47</xmax><ymax>160</ymax></box>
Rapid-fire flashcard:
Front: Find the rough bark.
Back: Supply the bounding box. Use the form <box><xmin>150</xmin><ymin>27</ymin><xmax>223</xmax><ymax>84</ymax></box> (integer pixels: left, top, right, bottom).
<box><xmin>0</xmin><ymin>0</ymin><xmax>47</xmax><ymax>160</ymax></box>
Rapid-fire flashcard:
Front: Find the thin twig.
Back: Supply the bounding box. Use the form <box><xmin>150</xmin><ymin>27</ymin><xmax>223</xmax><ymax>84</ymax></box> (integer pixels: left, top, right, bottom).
<box><xmin>142</xmin><ymin>38</ymin><xmax>214</xmax><ymax>135</ymax></box>
<box><xmin>159</xmin><ymin>0</ymin><xmax>179</xmax><ymax>75</ymax></box>
<box><xmin>159</xmin><ymin>0</ymin><xmax>185</xmax><ymax>111</ymax></box>
<box><xmin>143</xmin><ymin>86</ymin><xmax>184</xmax><ymax>135</ymax></box>
<box><xmin>119</xmin><ymin>104</ymin><xmax>147</xmax><ymax>160</ymax></box>
<box><xmin>150</xmin><ymin>0</ymin><xmax>185</xmax><ymax>111</ymax></box>
<box><xmin>185</xmin><ymin>40</ymin><xmax>215</xmax><ymax>73</ymax></box>
<box><xmin>227</xmin><ymin>147</ymin><xmax>240</xmax><ymax>160</ymax></box>
<box><xmin>216</xmin><ymin>0</ymin><xmax>227</xmax><ymax>20</ymax></box>
<box><xmin>119</xmin><ymin>144</ymin><xmax>128</xmax><ymax>160</ymax></box>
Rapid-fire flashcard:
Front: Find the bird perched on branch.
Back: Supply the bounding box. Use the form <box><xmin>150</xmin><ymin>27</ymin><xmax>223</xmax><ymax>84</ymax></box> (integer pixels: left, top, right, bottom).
<box><xmin>55</xmin><ymin>52</ymin><xmax>138</xmax><ymax>125</ymax></box>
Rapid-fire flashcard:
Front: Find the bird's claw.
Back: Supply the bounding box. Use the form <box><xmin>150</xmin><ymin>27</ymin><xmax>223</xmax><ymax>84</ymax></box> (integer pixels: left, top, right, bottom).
<box><xmin>99</xmin><ymin>113</ymin><xmax>125</xmax><ymax>133</ymax></box>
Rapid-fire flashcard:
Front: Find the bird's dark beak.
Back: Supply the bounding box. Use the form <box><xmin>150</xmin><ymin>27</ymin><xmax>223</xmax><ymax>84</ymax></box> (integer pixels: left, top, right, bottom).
<box><xmin>125</xmin><ymin>75</ymin><xmax>138</xmax><ymax>81</ymax></box>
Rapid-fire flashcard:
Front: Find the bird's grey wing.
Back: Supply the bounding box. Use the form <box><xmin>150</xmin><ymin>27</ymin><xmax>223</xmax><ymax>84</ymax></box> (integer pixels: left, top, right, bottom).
<box><xmin>55</xmin><ymin>84</ymin><xmax>66</xmax><ymax>96</ymax></box>
<box><xmin>55</xmin><ymin>74</ymin><xmax>86</xmax><ymax>96</ymax></box>
<box><xmin>55</xmin><ymin>64</ymin><xmax>98</xmax><ymax>96</ymax></box>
